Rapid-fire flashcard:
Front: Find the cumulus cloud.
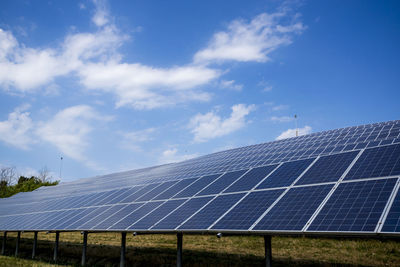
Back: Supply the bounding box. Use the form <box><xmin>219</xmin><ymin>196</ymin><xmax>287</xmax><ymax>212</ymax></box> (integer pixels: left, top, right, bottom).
<box><xmin>0</xmin><ymin>104</ymin><xmax>34</xmax><ymax>149</ymax></box>
<box><xmin>92</xmin><ymin>0</ymin><xmax>109</xmax><ymax>27</ymax></box>
<box><xmin>189</xmin><ymin>104</ymin><xmax>255</xmax><ymax>143</ymax></box>
<box><xmin>159</xmin><ymin>148</ymin><xmax>198</xmax><ymax>164</ymax></box>
<box><xmin>194</xmin><ymin>11</ymin><xmax>304</xmax><ymax>64</ymax></box>
<box><xmin>276</xmin><ymin>125</ymin><xmax>312</xmax><ymax>140</ymax></box>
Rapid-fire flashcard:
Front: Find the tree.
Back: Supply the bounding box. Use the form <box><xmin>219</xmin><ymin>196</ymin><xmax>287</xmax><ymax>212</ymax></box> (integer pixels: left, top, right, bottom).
<box><xmin>38</xmin><ymin>166</ymin><xmax>53</xmax><ymax>183</ymax></box>
<box><xmin>0</xmin><ymin>166</ymin><xmax>16</xmax><ymax>185</ymax></box>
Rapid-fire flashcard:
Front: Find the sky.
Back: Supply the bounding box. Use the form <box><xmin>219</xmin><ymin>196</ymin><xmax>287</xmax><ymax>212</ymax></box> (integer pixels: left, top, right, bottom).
<box><xmin>0</xmin><ymin>0</ymin><xmax>399</xmax><ymax>182</ymax></box>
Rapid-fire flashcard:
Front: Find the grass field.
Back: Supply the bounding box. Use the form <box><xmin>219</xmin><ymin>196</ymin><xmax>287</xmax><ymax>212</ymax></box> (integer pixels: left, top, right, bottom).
<box><xmin>0</xmin><ymin>232</ymin><xmax>399</xmax><ymax>266</ymax></box>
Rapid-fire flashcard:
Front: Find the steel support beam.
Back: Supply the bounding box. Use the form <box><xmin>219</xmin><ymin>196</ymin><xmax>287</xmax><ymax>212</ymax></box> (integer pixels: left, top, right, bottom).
<box><xmin>177</xmin><ymin>233</ymin><xmax>183</xmax><ymax>267</ymax></box>
<box><xmin>1</xmin><ymin>232</ymin><xmax>6</xmax><ymax>255</ymax></box>
<box><xmin>32</xmin><ymin>231</ymin><xmax>38</xmax><ymax>259</ymax></box>
<box><xmin>81</xmin><ymin>231</ymin><xmax>88</xmax><ymax>266</ymax></box>
<box><xmin>15</xmin><ymin>231</ymin><xmax>21</xmax><ymax>257</ymax></box>
<box><xmin>120</xmin><ymin>232</ymin><xmax>126</xmax><ymax>267</ymax></box>
<box><xmin>53</xmin><ymin>232</ymin><xmax>59</xmax><ymax>262</ymax></box>
<box><xmin>264</xmin><ymin>235</ymin><xmax>272</xmax><ymax>267</ymax></box>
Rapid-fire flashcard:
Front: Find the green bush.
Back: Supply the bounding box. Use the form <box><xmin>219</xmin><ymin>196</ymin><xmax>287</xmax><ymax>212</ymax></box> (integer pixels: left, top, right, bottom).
<box><xmin>0</xmin><ymin>176</ymin><xmax>59</xmax><ymax>198</ymax></box>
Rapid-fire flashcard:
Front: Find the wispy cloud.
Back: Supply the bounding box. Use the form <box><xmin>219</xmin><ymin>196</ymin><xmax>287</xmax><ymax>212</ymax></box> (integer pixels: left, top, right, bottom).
<box><xmin>36</xmin><ymin>105</ymin><xmax>111</xmax><ymax>169</ymax></box>
<box><xmin>119</xmin><ymin>128</ymin><xmax>156</xmax><ymax>151</ymax></box>
<box><xmin>270</xmin><ymin>116</ymin><xmax>294</xmax><ymax>123</ymax></box>
<box><xmin>219</xmin><ymin>80</ymin><xmax>243</xmax><ymax>91</ymax></box>
<box><xmin>271</xmin><ymin>104</ymin><xmax>289</xmax><ymax>111</ymax></box>
<box><xmin>159</xmin><ymin>148</ymin><xmax>198</xmax><ymax>164</ymax></box>
<box><xmin>194</xmin><ymin>11</ymin><xmax>304</xmax><ymax>64</ymax></box>
<box><xmin>189</xmin><ymin>104</ymin><xmax>255</xmax><ymax>143</ymax></box>
<box><xmin>276</xmin><ymin>125</ymin><xmax>312</xmax><ymax>140</ymax></box>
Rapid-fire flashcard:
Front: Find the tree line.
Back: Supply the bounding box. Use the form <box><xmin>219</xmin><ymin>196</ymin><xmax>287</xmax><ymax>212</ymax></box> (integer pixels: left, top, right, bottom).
<box><xmin>0</xmin><ymin>166</ymin><xmax>59</xmax><ymax>198</ymax></box>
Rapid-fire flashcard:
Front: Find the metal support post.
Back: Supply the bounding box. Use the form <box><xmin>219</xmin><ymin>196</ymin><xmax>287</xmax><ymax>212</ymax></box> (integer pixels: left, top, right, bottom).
<box><xmin>1</xmin><ymin>232</ymin><xmax>6</xmax><ymax>255</ymax></box>
<box><xmin>32</xmin><ymin>231</ymin><xmax>38</xmax><ymax>259</ymax></box>
<box><xmin>15</xmin><ymin>231</ymin><xmax>21</xmax><ymax>257</ymax></box>
<box><xmin>120</xmin><ymin>232</ymin><xmax>126</xmax><ymax>267</ymax></box>
<box><xmin>53</xmin><ymin>232</ymin><xmax>59</xmax><ymax>262</ymax></box>
<box><xmin>81</xmin><ymin>231</ymin><xmax>88</xmax><ymax>266</ymax></box>
<box><xmin>177</xmin><ymin>232</ymin><xmax>183</xmax><ymax>267</ymax></box>
<box><xmin>264</xmin><ymin>235</ymin><xmax>272</xmax><ymax>267</ymax></box>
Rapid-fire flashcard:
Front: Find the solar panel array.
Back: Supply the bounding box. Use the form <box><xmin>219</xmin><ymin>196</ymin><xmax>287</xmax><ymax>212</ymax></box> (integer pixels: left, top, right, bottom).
<box><xmin>1</xmin><ymin>120</ymin><xmax>400</xmax><ymax>237</ymax></box>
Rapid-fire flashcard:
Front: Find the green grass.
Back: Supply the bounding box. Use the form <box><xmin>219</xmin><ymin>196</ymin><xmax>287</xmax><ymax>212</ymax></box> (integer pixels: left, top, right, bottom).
<box><xmin>0</xmin><ymin>232</ymin><xmax>399</xmax><ymax>266</ymax></box>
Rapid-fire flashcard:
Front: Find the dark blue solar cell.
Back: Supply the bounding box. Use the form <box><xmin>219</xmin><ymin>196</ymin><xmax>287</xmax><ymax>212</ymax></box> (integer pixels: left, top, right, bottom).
<box><xmin>173</xmin><ymin>175</ymin><xmax>221</xmax><ymax>198</ymax></box>
<box><xmin>63</xmin><ymin>206</ymin><xmax>108</xmax><ymax>230</ymax></box>
<box><xmin>109</xmin><ymin>201</ymin><xmax>164</xmax><ymax>230</ymax></box>
<box><xmin>224</xmin><ymin>165</ymin><xmax>278</xmax><ymax>193</ymax></box>
<box><xmin>82</xmin><ymin>191</ymin><xmax>110</xmax><ymax>207</ymax></box>
<box><xmin>253</xmin><ymin>184</ymin><xmax>333</xmax><ymax>231</ymax></box>
<box><xmin>179</xmin><ymin>193</ymin><xmax>245</xmax><ymax>229</ymax></box>
<box><xmin>78</xmin><ymin>205</ymin><xmax>126</xmax><ymax>229</ymax></box>
<box><xmin>345</xmin><ymin>144</ymin><xmax>400</xmax><ymax>180</ymax></box>
<box><xmin>105</xmin><ymin>186</ymin><xmax>142</xmax><ymax>205</ymax></box>
<box><xmin>92</xmin><ymin>203</ymin><xmax>143</xmax><ymax>230</ymax></box>
<box><xmin>35</xmin><ymin>210</ymin><xmax>71</xmax><ymax>230</ymax></box>
<box><xmin>153</xmin><ymin>178</ymin><xmax>197</xmax><ymax>200</ymax></box>
<box><xmin>129</xmin><ymin>199</ymin><xmax>185</xmax><ymax>230</ymax></box>
<box><xmin>47</xmin><ymin>209</ymin><xmax>82</xmax><ymax>229</ymax></box>
<box><xmin>257</xmin><ymin>158</ymin><xmax>314</xmax><ymax>189</ymax></box>
<box><xmin>54</xmin><ymin>208</ymin><xmax>94</xmax><ymax>230</ymax></box>
<box><xmin>96</xmin><ymin>189</ymin><xmax>125</xmax><ymax>206</ymax></box>
<box><xmin>152</xmin><ymin>197</ymin><xmax>213</xmax><ymax>230</ymax></box>
<box><xmin>120</xmin><ymin>184</ymin><xmax>157</xmax><ymax>203</ymax></box>
<box><xmin>295</xmin><ymin>151</ymin><xmax>359</xmax><ymax>185</ymax></box>
<box><xmin>309</xmin><ymin>178</ymin><xmax>397</xmax><ymax>232</ymax></box>
<box><xmin>197</xmin><ymin>170</ymin><xmax>247</xmax><ymax>196</ymax></box>
<box><xmin>212</xmin><ymin>189</ymin><xmax>285</xmax><ymax>230</ymax></box>
<box><xmin>382</xmin><ymin>185</ymin><xmax>400</xmax><ymax>232</ymax></box>
<box><xmin>29</xmin><ymin>212</ymin><xmax>57</xmax><ymax>230</ymax></box>
<box><xmin>136</xmin><ymin>181</ymin><xmax>177</xmax><ymax>201</ymax></box>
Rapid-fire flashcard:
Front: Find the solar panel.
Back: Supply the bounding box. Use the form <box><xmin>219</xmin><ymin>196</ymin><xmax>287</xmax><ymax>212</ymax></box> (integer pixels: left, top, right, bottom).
<box><xmin>179</xmin><ymin>193</ymin><xmax>245</xmax><ymax>229</ymax></box>
<box><xmin>152</xmin><ymin>197</ymin><xmax>213</xmax><ymax>230</ymax></box>
<box><xmin>253</xmin><ymin>184</ymin><xmax>333</xmax><ymax>231</ymax></box>
<box><xmin>381</xmin><ymin>185</ymin><xmax>400</xmax><ymax>233</ymax></box>
<box><xmin>256</xmin><ymin>158</ymin><xmax>314</xmax><ymax>189</ymax></box>
<box><xmin>308</xmin><ymin>178</ymin><xmax>397</xmax><ymax>232</ymax></box>
<box><xmin>212</xmin><ymin>190</ymin><xmax>285</xmax><ymax>230</ymax></box>
<box><xmin>224</xmin><ymin>165</ymin><xmax>278</xmax><ymax>193</ymax></box>
<box><xmin>0</xmin><ymin>119</ymin><xmax>400</xmax><ymax>237</ymax></box>
<box><xmin>196</xmin><ymin>170</ymin><xmax>247</xmax><ymax>196</ymax></box>
<box><xmin>295</xmin><ymin>151</ymin><xmax>359</xmax><ymax>185</ymax></box>
<box><xmin>344</xmin><ymin>144</ymin><xmax>400</xmax><ymax>180</ymax></box>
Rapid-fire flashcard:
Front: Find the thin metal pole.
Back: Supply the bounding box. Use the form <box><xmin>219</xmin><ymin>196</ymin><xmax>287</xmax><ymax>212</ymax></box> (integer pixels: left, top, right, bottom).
<box><xmin>120</xmin><ymin>232</ymin><xmax>126</xmax><ymax>267</ymax></box>
<box><xmin>1</xmin><ymin>232</ymin><xmax>6</xmax><ymax>255</ymax></box>
<box><xmin>32</xmin><ymin>231</ymin><xmax>38</xmax><ymax>259</ymax></box>
<box><xmin>15</xmin><ymin>231</ymin><xmax>21</xmax><ymax>257</ymax></box>
<box><xmin>81</xmin><ymin>231</ymin><xmax>88</xmax><ymax>266</ymax></box>
<box><xmin>53</xmin><ymin>232</ymin><xmax>59</xmax><ymax>262</ymax></box>
<box><xmin>264</xmin><ymin>235</ymin><xmax>272</xmax><ymax>267</ymax></box>
<box><xmin>177</xmin><ymin>233</ymin><xmax>183</xmax><ymax>267</ymax></box>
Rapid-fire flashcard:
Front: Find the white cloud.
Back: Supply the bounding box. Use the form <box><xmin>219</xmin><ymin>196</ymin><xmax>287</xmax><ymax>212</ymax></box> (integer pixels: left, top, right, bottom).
<box><xmin>159</xmin><ymin>148</ymin><xmax>198</xmax><ymax>164</ymax></box>
<box><xmin>0</xmin><ymin>104</ymin><xmax>34</xmax><ymax>149</ymax></box>
<box><xmin>272</xmin><ymin>104</ymin><xmax>289</xmax><ymax>111</ymax></box>
<box><xmin>119</xmin><ymin>128</ymin><xmax>156</xmax><ymax>151</ymax></box>
<box><xmin>219</xmin><ymin>80</ymin><xmax>243</xmax><ymax>91</ymax></box>
<box><xmin>194</xmin><ymin>11</ymin><xmax>304</xmax><ymax>64</ymax></box>
<box><xmin>35</xmin><ymin>105</ymin><xmax>111</xmax><ymax>168</ymax></box>
<box><xmin>79</xmin><ymin>62</ymin><xmax>219</xmax><ymax>109</ymax></box>
<box><xmin>276</xmin><ymin>125</ymin><xmax>312</xmax><ymax>140</ymax></box>
<box><xmin>92</xmin><ymin>0</ymin><xmax>109</xmax><ymax>27</ymax></box>
<box><xmin>270</xmin><ymin>116</ymin><xmax>294</xmax><ymax>123</ymax></box>
<box><xmin>189</xmin><ymin>104</ymin><xmax>255</xmax><ymax>143</ymax></box>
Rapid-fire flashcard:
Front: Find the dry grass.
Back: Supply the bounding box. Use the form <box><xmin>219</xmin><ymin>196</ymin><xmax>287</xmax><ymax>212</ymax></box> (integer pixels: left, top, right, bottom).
<box><xmin>1</xmin><ymin>232</ymin><xmax>399</xmax><ymax>266</ymax></box>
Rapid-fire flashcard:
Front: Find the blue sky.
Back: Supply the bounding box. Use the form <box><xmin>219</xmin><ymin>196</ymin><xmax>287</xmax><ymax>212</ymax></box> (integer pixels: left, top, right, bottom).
<box><xmin>0</xmin><ymin>0</ymin><xmax>399</xmax><ymax>182</ymax></box>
